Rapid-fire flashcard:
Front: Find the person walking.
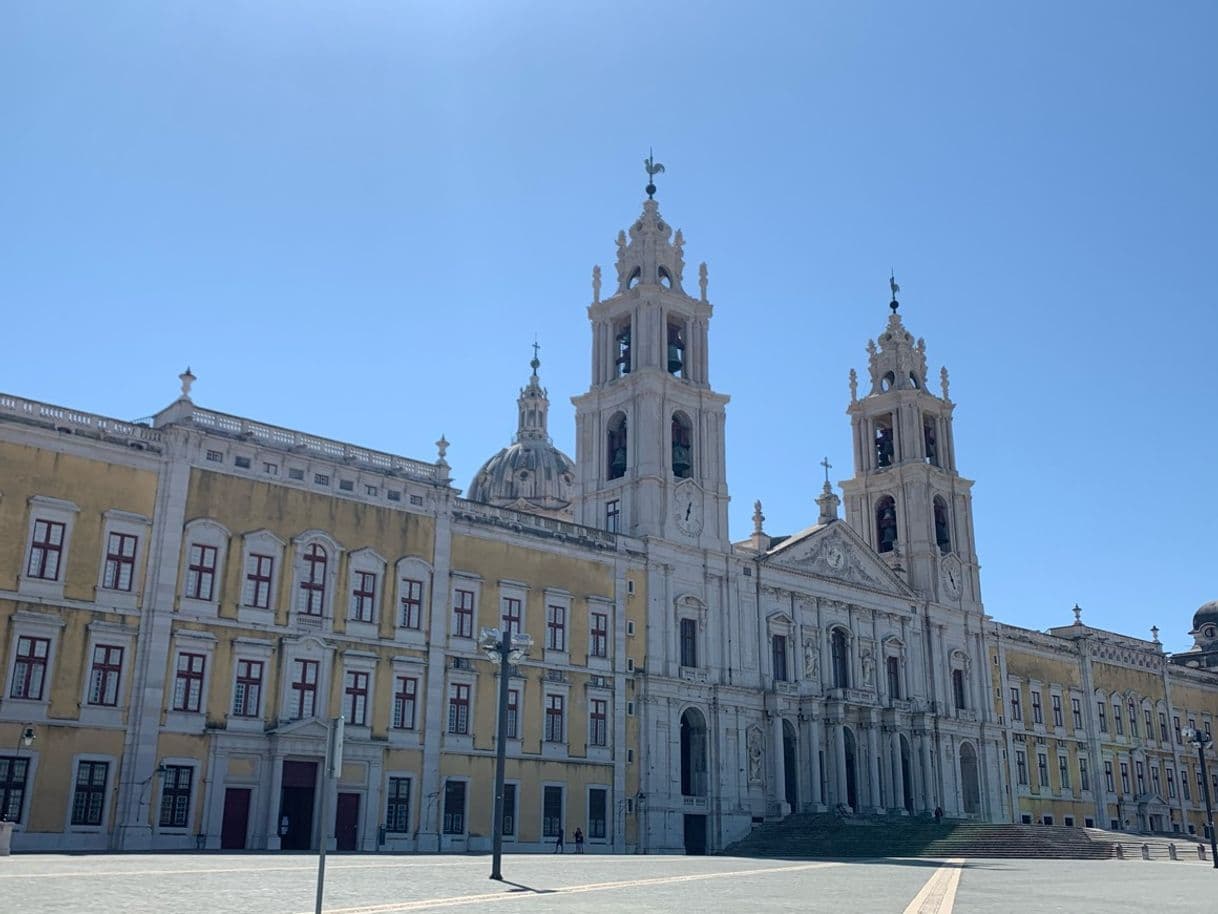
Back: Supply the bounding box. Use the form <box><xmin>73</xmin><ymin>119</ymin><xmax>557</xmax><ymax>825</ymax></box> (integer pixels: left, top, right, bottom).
<box><xmin>934</xmin><ymin>806</ymin><xmax>943</xmax><ymax>825</ymax></box>
<box><xmin>573</xmin><ymin>827</ymin><xmax>584</xmax><ymax>854</ymax></box>
<box><xmin>554</xmin><ymin>827</ymin><xmax>565</xmax><ymax>853</ymax></box>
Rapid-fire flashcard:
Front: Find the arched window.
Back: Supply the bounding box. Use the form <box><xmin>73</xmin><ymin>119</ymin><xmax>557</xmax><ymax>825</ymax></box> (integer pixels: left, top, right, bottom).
<box><xmin>874</xmin><ymin>414</ymin><xmax>895</xmax><ymax>468</ymax></box>
<box><xmin>680</xmin><ymin>708</ymin><xmax>708</xmax><ymax>797</ymax></box>
<box><xmin>952</xmin><ymin>668</ymin><xmax>967</xmax><ymax>710</ymax></box>
<box><xmin>923</xmin><ymin>415</ymin><xmax>939</xmax><ymax>466</ymax></box>
<box><xmin>671</xmin><ymin>412</ymin><xmax>693</xmax><ymax>479</ymax></box>
<box><xmin>831</xmin><ymin>629</ymin><xmax>850</xmax><ymax>689</ymax></box>
<box><xmin>626</xmin><ymin>267</ymin><xmax>641</xmax><ymax>290</ymax></box>
<box><xmin>666</xmin><ymin>320</ymin><xmax>686</xmax><ymax>376</ymax></box>
<box><xmin>933</xmin><ymin>497</ymin><xmax>952</xmax><ymax>554</ymax></box>
<box><xmin>658</xmin><ymin>266</ymin><xmax>673</xmax><ymax>289</ymax></box>
<box><xmin>299</xmin><ymin>543</ymin><xmax>327</xmax><ymax>617</ymax></box>
<box><xmin>614</xmin><ymin>319</ymin><xmax>632</xmax><ymax>376</ymax></box>
<box><xmin>875</xmin><ymin>496</ymin><xmax>897</xmax><ymax>554</ymax></box>
<box><xmin>607</xmin><ymin>413</ymin><xmax>628</xmax><ymax>480</ymax></box>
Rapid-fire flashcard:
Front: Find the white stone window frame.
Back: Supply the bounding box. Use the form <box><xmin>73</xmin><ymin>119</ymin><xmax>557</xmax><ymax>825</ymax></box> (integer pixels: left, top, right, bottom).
<box><xmin>0</xmin><ymin>744</ymin><xmax>40</xmax><ymax>833</ymax></box>
<box><xmin>587</xmin><ymin>597</ymin><xmax>614</xmax><ymax>672</ymax></box>
<box><xmin>541</xmin><ymin>680</ymin><xmax>571</xmax><ymax>760</ymax></box>
<box><xmin>498</xmin><ymin>579</ymin><xmax>529</xmax><ymax>639</ymax></box>
<box><xmin>19</xmin><ymin>495</ymin><xmax>80</xmax><ymax>600</ymax></box>
<box><xmin>290</xmin><ymin>530</ymin><xmax>343</xmax><ymax>630</ymax></box>
<box><xmin>503</xmin><ymin>671</ymin><xmax>527</xmax><ymax>753</ymax></box>
<box><xmin>388</xmin><ymin>655</ymin><xmax>426</xmax><ymax>747</ymax></box>
<box><xmin>1047</xmin><ymin>687</ymin><xmax>1066</xmax><ymax>734</ymax></box>
<box><xmin>227</xmin><ymin>637</ymin><xmax>274</xmax><ymax>733</ymax></box>
<box><xmin>444</xmin><ymin>669</ymin><xmax>477</xmax><ymax>750</ymax></box>
<box><xmin>765</xmin><ymin>611</ymin><xmax>795</xmax><ymax>685</ymax></box>
<box><xmin>501</xmin><ymin>777</ymin><xmax>521</xmax><ymax>843</ymax></box>
<box><xmin>674</xmin><ymin>593</ymin><xmax>707</xmax><ymax>673</ymax></box>
<box><xmin>164</xmin><ymin>629</ymin><xmax>218</xmax><ymax>734</ymax></box>
<box><xmin>585</xmin><ymin>783</ymin><xmax>612</xmax><ymax>844</ymax></box>
<box><xmin>340</xmin><ymin>650</ymin><xmax>378</xmax><ymax>734</ymax></box>
<box><xmin>584</xmin><ymin>681</ymin><xmax>612</xmax><ymax>762</ymax></box>
<box><xmin>152</xmin><ymin>756</ymin><xmax>199</xmax><ymax>837</ymax></box>
<box><xmin>948</xmin><ymin>648</ymin><xmax>972</xmax><ymax>713</ymax></box>
<box><xmin>279</xmin><ymin>636</ymin><xmax>333</xmax><ymax>724</ymax></box>
<box><xmin>344</xmin><ymin>548</ymin><xmax>386</xmax><ymax>640</ymax></box>
<box><xmin>178</xmin><ymin>519</ymin><xmax>231</xmax><ymax>620</ymax></box>
<box><xmin>3</xmin><ymin>610</ymin><xmax>65</xmax><ymax>722</ymax></box>
<box><xmin>539</xmin><ymin>780</ymin><xmax>566</xmax><ymax>841</ymax></box>
<box><xmin>394</xmin><ymin>556</ymin><xmax>432</xmax><ymax>646</ymax></box>
<box><xmin>382</xmin><ymin>768</ymin><xmax>418</xmax><ymax>841</ymax></box>
<box><xmin>543</xmin><ymin>588</ymin><xmax>572</xmax><ymax>665</ymax></box>
<box><xmin>881</xmin><ymin>635</ymin><xmax>907</xmax><ymax>701</ymax></box>
<box><xmin>238</xmin><ymin>529</ymin><xmax>286</xmax><ymax>626</ymax></box>
<box><xmin>94</xmin><ymin>509</ymin><xmax>151</xmax><ymax>611</ymax></box>
<box><xmin>827</xmin><ymin>623</ymin><xmax>855</xmax><ymax>691</ymax></box>
<box><xmin>79</xmin><ymin>620</ymin><xmax>136</xmax><ymax>729</ymax></box>
<box><xmin>449</xmin><ymin>572</ymin><xmax>482</xmax><ymax>644</ymax></box>
<box><xmin>64</xmin><ymin>752</ymin><xmax>118</xmax><ymax>835</ymax></box>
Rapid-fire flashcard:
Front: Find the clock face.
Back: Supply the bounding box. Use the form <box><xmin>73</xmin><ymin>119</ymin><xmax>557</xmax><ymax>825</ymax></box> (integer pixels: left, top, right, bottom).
<box><xmin>675</xmin><ymin>489</ymin><xmax>704</xmax><ymax>535</ymax></box>
<box><xmin>825</xmin><ymin>545</ymin><xmax>846</xmax><ymax>570</ymax></box>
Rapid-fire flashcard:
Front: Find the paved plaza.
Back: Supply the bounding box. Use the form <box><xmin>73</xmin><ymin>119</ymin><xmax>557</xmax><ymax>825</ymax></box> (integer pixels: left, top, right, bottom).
<box><xmin>1</xmin><ymin>852</ymin><xmax>1215</xmax><ymax>913</ymax></box>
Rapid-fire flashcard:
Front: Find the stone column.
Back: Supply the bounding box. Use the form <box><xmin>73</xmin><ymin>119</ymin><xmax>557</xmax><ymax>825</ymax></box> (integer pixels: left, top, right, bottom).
<box><xmin>771</xmin><ymin>714</ymin><xmax>789</xmax><ymax>816</ymax></box>
<box><xmin>919</xmin><ymin>732</ymin><xmax>933</xmax><ymax>813</ymax></box>
<box><xmin>833</xmin><ymin>720</ymin><xmax>848</xmax><ymax>809</ymax></box>
<box><xmin>808</xmin><ymin>715</ymin><xmax>823</xmax><ymax>809</ymax></box>
<box><xmin>867</xmin><ymin>722</ymin><xmax>883</xmax><ymax>812</ymax></box>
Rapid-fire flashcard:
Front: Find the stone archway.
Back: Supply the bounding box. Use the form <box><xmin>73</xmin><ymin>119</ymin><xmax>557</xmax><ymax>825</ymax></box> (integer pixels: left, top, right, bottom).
<box><xmin>959</xmin><ymin>742</ymin><xmax>980</xmax><ymax>815</ymax></box>
<box><xmin>680</xmin><ymin>707</ymin><xmax>708</xmax><ymax>798</ymax></box>
<box><xmin>782</xmin><ymin>719</ymin><xmax>798</xmax><ymax>812</ymax></box>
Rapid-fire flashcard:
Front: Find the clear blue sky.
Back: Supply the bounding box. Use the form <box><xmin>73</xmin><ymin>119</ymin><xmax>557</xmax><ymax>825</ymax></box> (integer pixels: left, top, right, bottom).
<box><xmin>3</xmin><ymin>2</ymin><xmax>1215</xmax><ymax>651</ymax></box>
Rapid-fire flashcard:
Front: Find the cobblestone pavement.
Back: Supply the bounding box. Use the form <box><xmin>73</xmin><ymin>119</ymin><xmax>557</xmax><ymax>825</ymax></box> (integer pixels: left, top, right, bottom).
<box><xmin>2</xmin><ymin>853</ymin><xmax>1216</xmax><ymax>913</ymax></box>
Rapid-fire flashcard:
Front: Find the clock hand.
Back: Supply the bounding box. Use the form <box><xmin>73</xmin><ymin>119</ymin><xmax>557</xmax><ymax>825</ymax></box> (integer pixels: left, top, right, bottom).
<box><xmin>686</xmin><ymin>503</ymin><xmax>692</xmax><ymax>520</ymax></box>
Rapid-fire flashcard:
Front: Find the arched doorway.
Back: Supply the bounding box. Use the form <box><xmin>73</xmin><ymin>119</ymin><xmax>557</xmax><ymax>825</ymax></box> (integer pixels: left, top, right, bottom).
<box><xmin>899</xmin><ymin>735</ymin><xmax>914</xmax><ymax>813</ymax></box>
<box><xmin>843</xmin><ymin>727</ymin><xmax>859</xmax><ymax>811</ymax></box>
<box><xmin>680</xmin><ymin>708</ymin><xmax>708</xmax><ymax>855</ymax></box>
<box><xmin>960</xmin><ymin>742</ymin><xmax>980</xmax><ymax>815</ymax></box>
<box><xmin>782</xmin><ymin>719</ymin><xmax>798</xmax><ymax>812</ymax></box>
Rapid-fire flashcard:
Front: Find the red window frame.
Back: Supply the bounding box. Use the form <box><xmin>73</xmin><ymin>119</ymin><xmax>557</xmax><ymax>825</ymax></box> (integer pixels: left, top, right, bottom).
<box><xmin>172</xmin><ymin>652</ymin><xmax>206</xmax><ymax>712</ymax></box>
<box><xmin>103</xmin><ymin>532</ymin><xmax>138</xmax><ymax>592</ymax></box>
<box><xmin>247</xmin><ymin>553</ymin><xmax>274</xmax><ymax>609</ymax></box>
<box><xmin>299</xmin><ymin>544</ymin><xmax>327</xmax><ymax>616</ymax></box>
<box><xmin>546</xmin><ymin>604</ymin><xmax>566</xmax><ymax>651</ymax></box>
<box><xmin>88</xmin><ymin>644</ymin><xmax>123</xmax><ymax>706</ymax></box>
<box><xmin>393</xmin><ymin>676</ymin><xmax>418</xmax><ymax>729</ymax></box>
<box><xmin>232</xmin><ymin>659</ymin><xmax>263</xmax><ymax>718</ymax></box>
<box><xmin>27</xmin><ymin>519</ymin><xmax>66</xmax><ymax>581</ymax></box>
<box><xmin>345</xmin><ymin>670</ymin><xmax>369</xmax><ymax>725</ymax></box>
<box><xmin>10</xmin><ymin>636</ymin><xmax>50</xmax><ymax>700</ymax></box>
<box><xmin>290</xmin><ymin>659</ymin><xmax>319</xmax><ymax>719</ymax></box>
<box><xmin>448</xmin><ymin>683</ymin><xmax>470</xmax><ymax>734</ymax></box>
<box><xmin>590</xmin><ymin>612</ymin><xmax>609</xmax><ymax>658</ymax></box>
<box><xmin>502</xmin><ymin>597</ymin><xmax>522</xmax><ymax>637</ymax></box>
<box><xmin>590</xmin><ymin>698</ymin><xmax>608</xmax><ymax>746</ymax></box>
<box><xmin>350</xmin><ymin>571</ymin><xmax>377</xmax><ymax>622</ymax></box>
<box><xmin>186</xmin><ymin>544</ymin><xmax>218</xmax><ymax>601</ymax></box>
<box><xmin>544</xmin><ymin>694</ymin><xmax>564</xmax><ymax>743</ymax></box>
<box><xmin>506</xmin><ymin>687</ymin><xmax>519</xmax><ymax>739</ymax></box>
<box><xmin>400</xmin><ymin>578</ymin><xmax>423</xmax><ymax>629</ymax></box>
<box><xmin>453</xmin><ymin>589</ymin><xmax>474</xmax><ymax>639</ymax></box>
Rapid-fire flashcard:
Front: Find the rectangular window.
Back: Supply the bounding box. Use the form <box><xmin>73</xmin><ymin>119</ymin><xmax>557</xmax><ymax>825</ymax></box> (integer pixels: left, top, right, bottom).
<box><xmin>387</xmin><ymin>489</ymin><xmax>401</xmax><ymax>502</ymax></box>
<box><xmin>1016</xmin><ymin>750</ymin><xmax>1028</xmax><ymax>786</ymax></box>
<box><xmin>546</xmin><ymin>604</ymin><xmax>567</xmax><ymax>651</ymax></box>
<box><xmin>264</xmin><ymin>462</ymin><xmax>279</xmax><ymax>475</ymax></box>
<box><xmin>605</xmin><ymin>499</ymin><xmax>620</xmax><ymax>533</ymax></box>
<box><xmin>232</xmin><ymin>659</ymin><xmax>263</xmax><ymax>718</ymax></box>
<box><xmin>392</xmin><ymin>676</ymin><xmax>418</xmax><ymax>730</ymax></box>
<box><xmin>88</xmin><ymin>645</ymin><xmax>123</xmax><ymax>706</ymax></box>
<box><xmin>1097</xmin><ymin>701</ymin><xmax>1108</xmax><ymax>733</ymax></box>
<box><xmin>680</xmin><ymin>618</ymin><xmax>698</xmax><ymax>668</ymax></box>
<box><xmin>71</xmin><ymin>760</ymin><xmax>109</xmax><ymax>826</ymax></box>
<box><xmin>1167</xmin><ymin>767</ymin><xmax>1177</xmax><ymax>799</ymax></box>
<box><xmin>590</xmin><ymin>612</ymin><xmax>609</xmax><ymax>658</ymax></box>
<box><xmin>453</xmin><ymin>589</ymin><xmax>474</xmax><ymax>639</ymax></box>
<box><xmin>1144</xmin><ymin>709</ymin><xmax>1153</xmax><ymax>740</ymax></box>
<box><xmin>442</xmin><ymin>780</ymin><xmax>466</xmax><ymax>834</ymax></box>
<box><xmin>288</xmin><ymin>467</ymin><xmax>304</xmax><ymax>481</ymax></box>
<box><xmin>185</xmin><ymin>544</ymin><xmax>217</xmax><ymax>601</ymax></box>
<box><xmin>314</xmin><ymin>473</ymin><xmax>330</xmax><ymax>486</ymax></box>
<box><xmin>1120</xmin><ymin>761</ymin><xmax>1130</xmax><ymax>794</ymax></box>
<box><xmin>1071</xmin><ymin>697</ymin><xmax>1083</xmax><ymax>730</ymax></box>
<box><xmin>1079</xmin><ymin>757</ymin><xmax>1090</xmax><ymax>792</ymax></box>
<box><xmin>1184</xmin><ymin>771</ymin><xmax>1192</xmax><ymax>801</ymax></box>
<box><xmin>158</xmin><ymin>765</ymin><xmax>192</xmax><ymax>828</ymax></box>
<box><xmin>102</xmin><ymin>532</ymin><xmax>138</xmax><ymax>591</ymax></box>
<box><xmin>1159</xmin><ymin>712</ymin><xmax>1169</xmax><ymax>742</ymax></box>
<box><xmin>10</xmin><ymin>636</ymin><xmax>50</xmax><ymax>700</ymax></box>
<box><xmin>290</xmin><ymin>659</ymin><xmax>319</xmax><ymax>720</ymax></box>
<box><xmin>299</xmin><ymin>546</ymin><xmax>327</xmax><ymax>616</ymax></box>
<box><xmin>1150</xmin><ymin>766</ymin><xmax>1160</xmax><ymax>796</ymax></box>
<box><xmin>1031</xmin><ymin>690</ymin><xmax>1043</xmax><ymax>724</ymax></box>
<box><xmin>1104</xmin><ymin>760</ymin><xmax>1115</xmax><ymax>793</ymax></box>
<box><xmin>27</xmin><ymin>519</ymin><xmax>66</xmax><ymax>580</ymax></box>
<box><xmin>345</xmin><ymin>671</ymin><xmax>369</xmax><ymax>726</ymax></box>
<box><xmin>589</xmin><ymin>787</ymin><xmax>608</xmax><ymax>839</ymax></box>
<box><xmin>448</xmin><ymin>683</ymin><xmax>470</xmax><ymax>734</ymax></box>
<box><xmin>172</xmin><ymin>652</ymin><xmax>206</xmax><ymax>713</ymax></box>
<box><xmin>501</xmin><ymin>597</ymin><xmax>522</xmax><ymax>637</ymax></box>
<box><xmin>400</xmin><ymin>579</ymin><xmax>423</xmax><ymax>629</ymax></box>
<box><xmin>206</xmin><ymin>449</ymin><xmax>223</xmax><ymax>463</ymax></box>
<box><xmin>1113</xmin><ymin>703</ymin><xmax>1123</xmax><ymax>735</ymax></box>
<box><xmin>1009</xmin><ymin>687</ymin><xmax>1022</xmax><ymax>722</ymax></box>
<box><xmin>772</xmin><ymin>634</ymin><xmax>788</xmax><ymax>682</ymax></box>
<box><xmin>589</xmin><ymin>698</ymin><xmax>608</xmax><ymax>747</ymax></box>
<box><xmin>886</xmin><ymin>656</ymin><xmax>901</xmax><ymax>700</ymax></box>
<box><xmin>1037</xmin><ymin>753</ymin><xmax>1049</xmax><ymax>789</ymax></box>
<box><xmin>506</xmin><ymin>688</ymin><xmax>519</xmax><ymax>740</ymax></box>
<box><xmin>542</xmin><ymin>785</ymin><xmax>563</xmax><ymax>837</ymax></box>
<box><xmin>952</xmin><ymin>669</ymin><xmax>967</xmax><ymax>710</ymax></box>
<box><xmin>350</xmin><ymin>571</ymin><xmax>377</xmax><ymax>622</ymax></box>
<box><xmin>1128</xmin><ymin>702</ymin><xmax>1138</xmax><ymax>737</ymax></box>
<box><xmin>1058</xmin><ymin>756</ymin><xmax>1070</xmax><ymax>790</ymax></box>
<box><xmin>386</xmin><ymin>776</ymin><xmax>411</xmax><ymax>833</ymax></box>
<box><xmin>1135</xmin><ymin>760</ymin><xmax>1145</xmax><ymax>793</ymax></box>
<box><xmin>1174</xmin><ymin>716</ymin><xmax>1182</xmax><ymax>743</ymax></box>
<box><xmin>0</xmin><ymin>756</ymin><xmax>30</xmax><ymax>823</ymax></box>
<box><xmin>246</xmin><ymin>554</ymin><xmax>274</xmax><ymax>609</ymax></box>
<box><xmin>234</xmin><ymin>455</ymin><xmax>251</xmax><ymax>469</ymax></box>
<box><xmin>544</xmin><ymin>694</ymin><xmax>565</xmax><ymax>743</ymax></box>
<box><xmin>502</xmin><ymin>783</ymin><xmax>517</xmax><ymax>836</ymax></box>
<box><xmin>1051</xmin><ymin>695</ymin><xmax>1063</xmax><ymax>728</ymax></box>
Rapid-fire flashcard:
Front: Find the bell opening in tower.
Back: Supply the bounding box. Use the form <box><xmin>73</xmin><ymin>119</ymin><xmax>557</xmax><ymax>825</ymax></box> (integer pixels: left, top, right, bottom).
<box><xmin>615</xmin><ymin>320</ymin><xmax>632</xmax><ymax>377</ymax></box>
<box><xmin>607</xmin><ymin>413</ymin><xmax>628</xmax><ymax>480</ymax></box>
<box><xmin>923</xmin><ymin>415</ymin><xmax>939</xmax><ymax>467</ymax></box>
<box><xmin>934</xmin><ymin>497</ymin><xmax>952</xmax><ymax>554</ymax></box>
<box><xmin>671</xmin><ymin>412</ymin><xmax>693</xmax><ymax>479</ymax></box>
<box><xmin>875</xmin><ymin>496</ymin><xmax>897</xmax><ymax>554</ymax></box>
<box><xmin>667</xmin><ymin>320</ymin><xmax>686</xmax><ymax>377</ymax></box>
<box><xmin>874</xmin><ymin>415</ymin><xmax>895</xmax><ymax>469</ymax></box>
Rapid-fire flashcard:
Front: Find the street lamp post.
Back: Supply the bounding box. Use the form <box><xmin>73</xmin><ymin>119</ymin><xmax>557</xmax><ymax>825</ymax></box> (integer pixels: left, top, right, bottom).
<box><xmin>479</xmin><ymin>627</ymin><xmax>532</xmax><ymax>882</ymax></box>
<box><xmin>1184</xmin><ymin>727</ymin><xmax>1218</xmax><ymax>869</ymax></box>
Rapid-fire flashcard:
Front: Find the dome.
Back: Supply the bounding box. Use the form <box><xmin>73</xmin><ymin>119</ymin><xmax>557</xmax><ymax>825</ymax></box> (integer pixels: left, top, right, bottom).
<box><xmin>468</xmin><ymin>349</ymin><xmax>576</xmax><ymax>520</ymax></box>
<box><xmin>1192</xmin><ymin>599</ymin><xmax>1218</xmax><ymax>634</ymax></box>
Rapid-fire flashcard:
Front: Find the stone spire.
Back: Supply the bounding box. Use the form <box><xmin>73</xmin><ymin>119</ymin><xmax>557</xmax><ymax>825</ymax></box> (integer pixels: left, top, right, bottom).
<box><xmin>515</xmin><ymin>343</ymin><xmax>551</xmax><ymax>443</ymax></box>
<box><xmin>864</xmin><ymin>278</ymin><xmax>929</xmax><ymax>396</ymax></box>
<box><xmin>613</xmin><ymin>198</ymin><xmax>686</xmax><ymax>295</ymax></box>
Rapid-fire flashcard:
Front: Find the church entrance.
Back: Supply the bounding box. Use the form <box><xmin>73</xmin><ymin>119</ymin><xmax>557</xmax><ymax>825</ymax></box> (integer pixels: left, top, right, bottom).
<box><xmin>782</xmin><ymin>720</ymin><xmax>798</xmax><ymax>811</ymax></box>
<box><xmin>683</xmin><ymin>814</ymin><xmax>707</xmax><ymax>855</ymax></box>
<box><xmin>279</xmin><ymin>760</ymin><xmax>318</xmax><ymax>850</ymax></box>
<box><xmin>843</xmin><ymin>727</ymin><xmax>859</xmax><ymax>811</ymax></box>
<box><xmin>959</xmin><ymin>743</ymin><xmax>980</xmax><ymax>815</ymax></box>
<box><xmin>680</xmin><ymin>708</ymin><xmax>708</xmax><ymax>798</ymax></box>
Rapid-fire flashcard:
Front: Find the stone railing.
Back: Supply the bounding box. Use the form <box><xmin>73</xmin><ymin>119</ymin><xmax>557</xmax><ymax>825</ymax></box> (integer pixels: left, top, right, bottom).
<box><xmin>680</xmin><ymin>666</ymin><xmax>710</xmax><ymax>684</ymax></box>
<box><xmin>0</xmin><ymin>393</ymin><xmax>164</xmax><ymax>450</ymax></box>
<box><xmin>452</xmin><ymin>499</ymin><xmax>618</xmax><ymax>550</ymax></box>
<box><xmin>184</xmin><ymin>407</ymin><xmax>443</xmax><ymax>482</ymax></box>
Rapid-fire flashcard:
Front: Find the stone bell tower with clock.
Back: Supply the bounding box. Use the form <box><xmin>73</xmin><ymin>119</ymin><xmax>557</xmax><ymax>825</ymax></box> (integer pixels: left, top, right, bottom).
<box><xmin>571</xmin><ymin>163</ymin><xmax>730</xmax><ymax>550</ymax></box>
<box><xmin>838</xmin><ymin>281</ymin><xmax>982</xmax><ymax>608</ymax></box>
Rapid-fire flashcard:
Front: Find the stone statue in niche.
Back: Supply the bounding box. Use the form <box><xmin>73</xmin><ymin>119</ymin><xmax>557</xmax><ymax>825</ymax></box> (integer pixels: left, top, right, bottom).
<box><xmin>861</xmin><ymin>647</ymin><xmax>875</xmax><ymax>685</ymax></box>
<box><xmin>747</xmin><ymin>726</ymin><xmax>764</xmax><ymax>784</ymax></box>
<box><xmin>804</xmin><ymin>639</ymin><xmax>818</xmax><ymax>677</ymax></box>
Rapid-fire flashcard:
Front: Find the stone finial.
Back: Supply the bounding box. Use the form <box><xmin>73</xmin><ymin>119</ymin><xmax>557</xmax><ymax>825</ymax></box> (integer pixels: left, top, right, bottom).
<box><xmin>940</xmin><ymin>366</ymin><xmax>950</xmax><ymax>401</ymax></box>
<box><xmin>592</xmin><ymin>265</ymin><xmax>601</xmax><ymax>304</ymax></box>
<box><xmin>435</xmin><ymin>435</ymin><xmax>449</xmax><ymax>466</ymax></box>
<box><xmin>698</xmin><ymin>262</ymin><xmax>708</xmax><ymax>302</ymax></box>
<box><xmin>816</xmin><ymin>479</ymin><xmax>840</xmax><ymax>525</ymax></box>
<box><xmin>1151</xmin><ymin>625</ymin><xmax>1161</xmax><ymax>644</ymax></box>
<box><xmin>1072</xmin><ymin>603</ymin><xmax>1082</xmax><ymax>625</ymax></box>
<box><xmin>752</xmin><ymin>500</ymin><xmax>765</xmax><ymax>535</ymax></box>
<box><xmin>674</xmin><ymin>229</ymin><xmax>684</xmax><ymax>259</ymax></box>
<box><xmin>179</xmin><ymin>366</ymin><xmax>196</xmax><ymax>400</ymax></box>
<box><xmin>848</xmin><ymin>368</ymin><xmax>858</xmax><ymax>403</ymax></box>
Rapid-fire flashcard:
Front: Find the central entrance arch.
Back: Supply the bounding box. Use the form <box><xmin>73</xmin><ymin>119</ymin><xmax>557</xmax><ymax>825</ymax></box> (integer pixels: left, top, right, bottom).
<box><xmin>680</xmin><ymin>708</ymin><xmax>709</xmax><ymax>855</ymax></box>
<box><xmin>960</xmin><ymin>742</ymin><xmax>980</xmax><ymax>815</ymax></box>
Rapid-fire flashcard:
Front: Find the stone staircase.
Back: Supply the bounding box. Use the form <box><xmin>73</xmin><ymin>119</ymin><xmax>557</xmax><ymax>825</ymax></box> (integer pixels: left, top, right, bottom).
<box><xmin>723</xmin><ymin>814</ymin><xmax>1115</xmax><ymax>860</ymax></box>
<box><xmin>1084</xmin><ymin>827</ymin><xmax>1209</xmax><ymax>862</ymax></box>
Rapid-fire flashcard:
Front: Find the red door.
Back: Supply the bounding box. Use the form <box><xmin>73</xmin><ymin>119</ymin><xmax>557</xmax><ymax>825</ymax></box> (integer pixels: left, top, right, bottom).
<box><xmin>221</xmin><ymin>788</ymin><xmax>251</xmax><ymax>849</ymax></box>
<box><xmin>335</xmin><ymin>793</ymin><xmax>360</xmax><ymax>851</ymax></box>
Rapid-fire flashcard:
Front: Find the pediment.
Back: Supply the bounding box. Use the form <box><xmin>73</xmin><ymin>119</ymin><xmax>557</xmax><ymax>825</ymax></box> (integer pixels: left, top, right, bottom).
<box><xmin>762</xmin><ymin>521</ymin><xmax>914</xmax><ymax>597</ymax></box>
<box><xmin>269</xmin><ymin>717</ymin><xmax>330</xmax><ymax>739</ymax></box>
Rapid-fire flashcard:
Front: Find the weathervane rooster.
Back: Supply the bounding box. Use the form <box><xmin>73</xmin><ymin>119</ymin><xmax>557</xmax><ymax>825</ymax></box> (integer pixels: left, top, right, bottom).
<box><xmin>644</xmin><ymin>148</ymin><xmax>665</xmax><ymax>199</ymax></box>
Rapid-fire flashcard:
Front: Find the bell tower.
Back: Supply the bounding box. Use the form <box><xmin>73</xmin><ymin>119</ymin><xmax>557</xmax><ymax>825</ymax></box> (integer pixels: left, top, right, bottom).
<box><xmin>571</xmin><ymin>165</ymin><xmax>730</xmax><ymax>548</ymax></box>
<box><xmin>838</xmin><ymin>281</ymin><xmax>981</xmax><ymax>608</ymax></box>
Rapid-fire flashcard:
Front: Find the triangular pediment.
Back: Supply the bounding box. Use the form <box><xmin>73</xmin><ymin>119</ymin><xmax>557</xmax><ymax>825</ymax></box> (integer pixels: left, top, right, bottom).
<box><xmin>268</xmin><ymin>717</ymin><xmax>330</xmax><ymax>739</ymax></box>
<box><xmin>762</xmin><ymin>521</ymin><xmax>915</xmax><ymax>597</ymax></box>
